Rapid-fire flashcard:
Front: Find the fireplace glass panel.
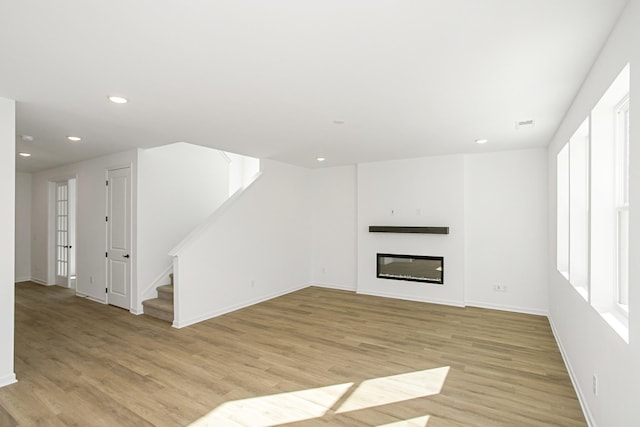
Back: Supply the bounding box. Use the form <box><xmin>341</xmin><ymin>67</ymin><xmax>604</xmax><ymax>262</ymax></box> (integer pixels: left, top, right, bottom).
<box><xmin>376</xmin><ymin>253</ymin><xmax>443</xmax><ymax>284</ymax></box>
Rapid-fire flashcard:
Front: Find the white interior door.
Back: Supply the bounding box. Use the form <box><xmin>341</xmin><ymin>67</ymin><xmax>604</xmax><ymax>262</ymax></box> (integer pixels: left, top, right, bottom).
<box><xmin>55</xmin><ymin>182</ymin><xmax>70</xmax><ymax>286</ymax></box>
<box><xmin>106</xmin><ymin>167</ymin><xmax>131</xmax><ymax>309</ymax></box>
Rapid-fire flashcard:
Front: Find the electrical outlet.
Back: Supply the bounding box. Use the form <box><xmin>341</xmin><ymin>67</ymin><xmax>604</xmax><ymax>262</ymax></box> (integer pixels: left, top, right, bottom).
<box><xmin>251</xmin><ymin>280</ymin><xmax>255</xmax><ymax>288</ymax></box>
<box><xmin>593</xmin><ymin>373</ymin><xmax>598</xmax><ymax>396</ymax></box>
<box><xmin>90</xmin><ymin>275</ymin><xmax>94</xmax><ymax>284</ymax></box>
<box><xmin>493</xmin><ymin>284</ymin><xmax>508</xmax><ymax>292</ymax></box>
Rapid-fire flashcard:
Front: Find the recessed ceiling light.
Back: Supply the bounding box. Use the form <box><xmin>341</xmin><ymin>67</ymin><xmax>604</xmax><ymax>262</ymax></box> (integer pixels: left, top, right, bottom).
<box><xmin>20</xmin><ymin>135</ymin><xmax>34</xmax><ymax>142</ymax></box>
<box><xmin>108</xmin><ymin>96</ymin><xmax>128</xmax><ymax>104</ymax></box>
<box><xmin>67</xmin><ymin>136</ymin><xmax>82</xmax><ymax>142</ymax></box>
<box><xmin>316</xmin><ymin>157</ymin><xmax>326</xmax><ymax>162</ymax></box>
<box><xmin>475</xmin><ymin>139</ymin><xmax>488</xmax><ymax>144</ymax></box>
<box><xmin>18</xmin><ymin>152</ymin><xmax>31</xmax><ymax>157</ymax></box>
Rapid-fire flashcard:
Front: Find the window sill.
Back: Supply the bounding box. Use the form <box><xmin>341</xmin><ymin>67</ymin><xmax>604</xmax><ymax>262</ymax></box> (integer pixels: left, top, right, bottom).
<box><xmin>573</xmin><ymin>285</ymin><xmax>588</xmax><ymax>301</ymax></box>
<box><xmin>600</xmin><ymin>311</ymin><xmax>629</xmax><ymax>343</ymax></box>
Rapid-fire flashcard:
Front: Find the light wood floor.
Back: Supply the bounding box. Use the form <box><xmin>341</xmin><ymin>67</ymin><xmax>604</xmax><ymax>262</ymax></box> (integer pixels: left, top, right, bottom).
<box><xmin>0</xmin><ymin>282</ymin><xmax>585</xmax><ymax>426</ymax></box>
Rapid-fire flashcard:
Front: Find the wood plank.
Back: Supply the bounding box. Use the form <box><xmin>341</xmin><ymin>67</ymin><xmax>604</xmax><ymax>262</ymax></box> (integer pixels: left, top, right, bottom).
<box><xmin>0</xmin><ymin>282</ymin><xmax>586</xmax><ymax>426</ymax></box>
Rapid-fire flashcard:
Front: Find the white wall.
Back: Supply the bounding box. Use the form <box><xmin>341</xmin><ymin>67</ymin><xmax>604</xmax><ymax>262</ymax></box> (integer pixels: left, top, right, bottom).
<box><xmin>355</xmin><ymin>150</ymin><xmax>548</xmax><ymax>314</ymax></box>
<box><xmin>227</xmin><ymin>151</ymin><xmax>261</xmax><ymax>196</ymax></box>
<box><xmin>31</xmin><ymin>150</ymin><xmax>137</xmax><ymax>303</ymax></box>
<box><xmin>464</xmin><ymin>149</ymin><xmax>548</xmax><ymax>314</ymax></box>
<box><xmin>15</xmin><ymin>172</ymin><xmax>32</xmax><ymax>282</ymax></box>
<box><xmin>357</xmin><ymin>155</ymin><xmax>466</xmax><ymax>306</ymax></box>
<box><xmin>310</xmin><ymin>165</ymin><xmax>357</xmax><ymax>290</ymax></box>
<box><xmin>172</xmin><ymin>160</ymin><xmax>311</xmax><ymax>328</ymax></box>
<box><xmin>0</xmin><ymin>97</ymin><xmax>16</xmax><ymax>387</ymax></box>
<box><xmin>547</xmin><ymin>1</ymin><xmax>640</xmax><ymax>425</ymax></box>
<box><xmin>137</xmin><ymin>143</ymin><xmax>230</xmax><ymax>310</ymax></box>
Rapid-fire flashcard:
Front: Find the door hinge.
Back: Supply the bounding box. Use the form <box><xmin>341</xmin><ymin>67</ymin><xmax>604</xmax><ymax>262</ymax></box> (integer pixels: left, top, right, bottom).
<box><xmin>105</xmin><ymin>252</ymin><xmax>108</xmax><ymax>258</ymax></box>
<box><xmin>106</xmin><ymin>216</ymin><xmax>108</xmax><ymax>222</ymax></box>
<box><xmin>106</xmin><ymin>287</ymin><xmax>108</xmax><ymax>293</ymax></box>
<box><xmin>106</xmin><ymin>180</ymin><xmax>109</xmax><ymax>186</ymax></box>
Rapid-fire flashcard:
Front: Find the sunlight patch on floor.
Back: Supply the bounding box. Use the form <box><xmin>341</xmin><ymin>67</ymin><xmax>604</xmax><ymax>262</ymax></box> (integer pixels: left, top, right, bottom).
<box><xmin>377</xmin><ymin>415</ymin><xmax>430</xmax><ymax>427</ymax></box>
<box><xmin>336</xmin><ymin>367</ymin><xmax>449</xmax><ymax>413</ymax></box>
<box><xmin>189</xmin><ymin>367</ymin><xmax>448</xmax><ymax>427</ymax></box>
<box><xmin>189</xmin><ymin>383</ymin><xmax>353</xmax><ymax>427</ymax></box>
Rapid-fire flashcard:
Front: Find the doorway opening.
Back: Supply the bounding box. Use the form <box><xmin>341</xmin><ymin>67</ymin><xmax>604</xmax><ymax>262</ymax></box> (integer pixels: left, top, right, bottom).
<box><xmin>49</xmin><ymin>178</ymin><xmax>77</xmax><ymax>288</ymax></box>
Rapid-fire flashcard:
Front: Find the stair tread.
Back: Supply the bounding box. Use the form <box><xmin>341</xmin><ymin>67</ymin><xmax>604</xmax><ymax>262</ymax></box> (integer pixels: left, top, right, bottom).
<box><xmin>142</xmin><ymin>297</ymin><xmax>173</xmax><ymax>312</ymax></box>
<box><xmin>143</xmin><ymin>305</ymin><xmax>173</xmax><ymax>322</ymax></box>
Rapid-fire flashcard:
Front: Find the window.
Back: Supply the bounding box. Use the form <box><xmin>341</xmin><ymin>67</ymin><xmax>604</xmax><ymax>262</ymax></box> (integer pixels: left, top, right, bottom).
<box><xmin>556</xmin><ymin>118</ymin><xmax>590</xmax><ymax>298</ymax></box>
<box><xmin>615</xmin><ymin>96</ymin><xmax>630</xmax><ymax>312</ymax></box>
<box><xmin>568</xmin><ymin>118</ymin><xmax>590</xmax><ymax>299</ymax></box>
<box><xmin>556</xmin><ymin>63</ymin><xmax>629</xmax><ymax>342</ymax></box>
<box><xmin>556</xmin><ymin>144</ymin><xmax>569</xmax><ymax>279</ymax></box>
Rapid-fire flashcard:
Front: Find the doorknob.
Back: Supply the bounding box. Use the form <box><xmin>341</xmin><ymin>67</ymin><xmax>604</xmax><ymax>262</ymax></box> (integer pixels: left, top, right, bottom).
<box><xmin>123</xmin><ymin>254</ymin><xmax>130</xmax><ymax>258</ymax></box>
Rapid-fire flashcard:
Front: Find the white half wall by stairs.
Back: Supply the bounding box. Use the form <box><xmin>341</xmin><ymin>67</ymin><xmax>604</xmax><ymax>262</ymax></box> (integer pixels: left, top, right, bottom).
<box><xmin>169</xmin><ymin>160</ymin><xmax>311</xmax><ymax>328</ymax></box>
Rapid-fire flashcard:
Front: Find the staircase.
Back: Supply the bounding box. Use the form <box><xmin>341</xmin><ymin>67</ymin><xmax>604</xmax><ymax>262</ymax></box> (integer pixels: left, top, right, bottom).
<box><xmin>142</xmin><ymin>274</ymin><xmax>174</xmax><ymax>323</ymax></box>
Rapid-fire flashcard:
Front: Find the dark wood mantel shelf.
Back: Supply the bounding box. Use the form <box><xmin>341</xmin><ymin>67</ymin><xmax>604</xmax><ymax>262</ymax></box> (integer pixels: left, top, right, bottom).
<box><xmin>368</xmin><ymin>226</ymin><xmax>449</xmax><ymax>234</ymax></box>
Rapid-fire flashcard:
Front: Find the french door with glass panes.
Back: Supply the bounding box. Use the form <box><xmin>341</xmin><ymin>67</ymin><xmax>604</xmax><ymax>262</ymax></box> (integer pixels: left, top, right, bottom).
<box><xmin>55</xmin><ymin>181</ymin><xmax>71</xmax><ymax>286</ymax></box>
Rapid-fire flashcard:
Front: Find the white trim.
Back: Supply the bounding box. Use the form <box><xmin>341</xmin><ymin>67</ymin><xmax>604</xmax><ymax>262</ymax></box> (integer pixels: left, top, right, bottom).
<box><xmin>355</xmin><ymin>289</ymin><xmax>465</xmax><ymax>308</ymax></box>
<box><xmin>172</xmin><ymin>257</ymin><xmax>181</xmax><ymax>328</ymax></box>
<box><xmin>464</xmin><ymin>300</ymin><xmax>548</xmax><ymax>317</ymax></box>
<box><xmin>49</xmin><ymin>173</ymin><xmax>78</xmax><ymax>183</ymax></box>
<box><xmin>30</xmin><ymin>277</ymin><xmax>53</xmax><ymax>286</ymax></box>
<box><xmin>84</xmin><ymin>296</ymin><xmax>107</xmax><ymax>304</ymax></box>
<box><xmin>75</xmin><ymin>291</ymin><xmax>107</xmax><ymax>305</ymax></box>
<box><xmin>0</xmin><ymin>373</ymin><xmax>17</xmax><ymax>388</ymax></box>
<box><xmin>173</xmin><ymin>282</ymin><xmax>308</xmax><ymax>329</ymax></box>
<box><xmin>129</xmin><ymin>307</ymin><xmax>144</xmax><ymax>315</ymax></box>
<box><xmin>598</xmin><ymin>311</ymin><xmax>629</xmax><ymax>343</ymax></box>
<box><xmin>218</xmin><ymin>150</ymin><xmax>233</xmax><ymax>163</ymax></box>
<box><xmin>311</xmin><ymin>282</ymin><xmax>357</xmax><ymax>291</ymax></box>
<box><xmin>14</xmin><ymin>276</ymin><xmax>31</xmax><ymax>283</ymax></box>
<box><xmin>548</xmin><ymin>315</ymin><xmax>595</xmax><ymax>427</ymax></box>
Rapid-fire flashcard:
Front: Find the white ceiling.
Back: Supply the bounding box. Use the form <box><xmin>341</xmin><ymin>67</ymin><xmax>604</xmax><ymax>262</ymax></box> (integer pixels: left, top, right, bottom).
<box><xmin>0</xmin><ymin>0</ymin><xmax>629</xmax><ymax>173</ymax></box>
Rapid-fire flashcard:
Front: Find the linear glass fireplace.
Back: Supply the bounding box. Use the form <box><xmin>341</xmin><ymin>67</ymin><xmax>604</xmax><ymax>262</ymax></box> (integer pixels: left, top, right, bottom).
<box><xmin>376</xmin><ymin>253</ymin><xmax>444</xmax><ymax>284</ymax></box>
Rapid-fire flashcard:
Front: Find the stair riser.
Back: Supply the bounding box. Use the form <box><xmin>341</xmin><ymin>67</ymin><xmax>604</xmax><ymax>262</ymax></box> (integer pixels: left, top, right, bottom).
<box><xmin>143</xmin><ymin>305</ymin><xmax>174</xmax><ymax>322</ymax></box>
<box><xmin>157</xmin><ymin>290</ymin><xmax>173</xmax><ymax>302</ymax></box>
<box><xmin>142</xmin><ymin>281</ymin><xmax>174</xmax><ymax>323</ymax></box>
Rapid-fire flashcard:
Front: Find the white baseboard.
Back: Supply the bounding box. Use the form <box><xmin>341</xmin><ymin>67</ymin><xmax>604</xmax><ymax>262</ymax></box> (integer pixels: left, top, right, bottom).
<box><xmin>464</xmin><ymin>300</ymin><xmax>548</xmax><ymax>316</ymax></box>
<box><xmin>311</xmin><ymin>282</ymin><xmax>357</xmax><ymax>291</ymax></box>
<box><xmin>30</xmin><ymin>277</ymin><xmax>51</xmax><ymax>286</ymax></box>
<box><xmin>173</xmin><ymin>283</ymin><xmax>309</xmax><ymax>329</ymax></box>
<box><xmin>75</xmin><ymin>292</ymin><xmax>107</xmax><ymax>305</ymax></box>
<box><xmin>129</xmin><ymin>308</ymin><xmax>144</xmax><ymax>315</ymax></box>
<box><xmin>14</xmin><ymin>276</ymin><xmax>31</xmax><ymax>283</ymax></box>
<box><xmin>548</xmin><ymin>316</ymin><xmax>595</xmax><ymax>427</ymax></box>
<box><xmin>0</xmin><ymin>373</ymin><xmax>17</xmax><ymax>388</ymax></box>
<box><xmin>356</xmin><ymin>289</ymin><xmax>465</xmax><ymax>308</ymax></box>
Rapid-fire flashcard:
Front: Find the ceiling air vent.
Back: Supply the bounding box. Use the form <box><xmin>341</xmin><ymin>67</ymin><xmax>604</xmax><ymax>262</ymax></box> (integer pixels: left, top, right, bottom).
<box><xmin>516</xmin><ymin>119</ymin><xmax>535</xmax><ymax>129</ymax></box>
